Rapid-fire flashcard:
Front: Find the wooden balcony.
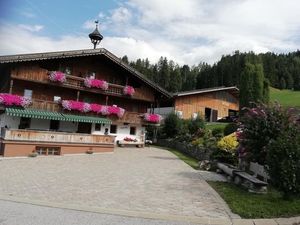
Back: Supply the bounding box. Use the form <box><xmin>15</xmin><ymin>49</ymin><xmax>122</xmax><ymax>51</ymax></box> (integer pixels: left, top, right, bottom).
<box><xmin>1</xmin><ymin>128</ymin><xmax>115</xmax><ymax>145</ymax></box>
<box><xmin>10</xmin><ymin>67</ymin><xmax>154</xmax><ymax>101</ymax></box>
<box><xmin>28</xmin><ymin>99</ymin><xmax>145</xmax><ymax>124</ymax></box>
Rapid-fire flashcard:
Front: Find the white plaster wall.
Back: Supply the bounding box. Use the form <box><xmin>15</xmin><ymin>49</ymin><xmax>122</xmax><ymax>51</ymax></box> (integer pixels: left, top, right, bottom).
<box><xmin>91</xmin><ymin>122</ymin><xmax>145</xmax><ymax>144</ymax></box>
<box><xmin>0</xmin><ymin>114</ymin><xmax>20</xmax><ymax>129</ymax></box>
<box><xmin>30</xmin><ymin>119</ymin><xmax>50</xmax><ymax>130</ymax></box>
<box><xmin>59</xmin><ymin>121</ymin><xmax>78</xmax><ymax>132</ymax></box>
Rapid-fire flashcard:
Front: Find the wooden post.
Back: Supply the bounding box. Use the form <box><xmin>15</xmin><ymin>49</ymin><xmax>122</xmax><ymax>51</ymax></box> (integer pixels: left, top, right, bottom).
<box><xmin>9</xmin><ymin>79</ymin><xmax>14</xmax><ymax>94</ymax></box>
<box><xmin>76</xmin><ymin>91</ymin><xmax>80</xmax><ymax>101</ymax></box>
<box><xmin>106</xmin><ymin>96</ymin><xmax>108</xmax><ymax>105</ymax></box>
<box><xmin>125</xmin><ymin>77</ymin><xmax>128</xmax><ymax>86</ymax></box>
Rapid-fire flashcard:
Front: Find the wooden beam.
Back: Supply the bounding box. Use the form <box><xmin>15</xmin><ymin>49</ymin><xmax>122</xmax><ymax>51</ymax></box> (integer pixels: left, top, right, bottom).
<box><xmin>9</xmin><ymin>79</ymin><xmax>14</xmax><ymax>94</ymax></box>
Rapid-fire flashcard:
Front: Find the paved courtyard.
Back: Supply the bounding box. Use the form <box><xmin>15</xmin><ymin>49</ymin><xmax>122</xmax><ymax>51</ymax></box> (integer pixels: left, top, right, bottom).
<box><xmin>0</xmin><ymin>147</ymin><xmax>236</xmax><ymax>222</ymax></box>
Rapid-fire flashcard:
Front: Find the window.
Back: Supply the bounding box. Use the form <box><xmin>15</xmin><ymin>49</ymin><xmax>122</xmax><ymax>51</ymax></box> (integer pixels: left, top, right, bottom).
<box><xmin>50</xmin><ymin>120</ymin><xmax>60</xmax><ymax>131</ymax></box>
<box><xmin>24</xmin><ymin>89</ymin><xmax>32</xmax><ymax>99</ymax></box>
<box><xmin>110</xmin><ymin>125</ymin><xmax>117</xmax><ymax>134</ymax></box>
<box><xmin>95</xmin><ymin>123</ymin><xmax>101</xmax><ymax>131</ymax></box>
<box><xmin>130</xmin><ymin>126</ymin><xmax>136</xmax><ymax>135</ymax></box>
<box><xmin>19</xmin><ymin>117</ymin><xmax>31</xmax><ymax>129</ymax></box>
<box><xmin>53</xmin><ymin>96</ymin><xmax>61</xmax><ymax>103</ymax></box>
<box><xmin>36</xmin><ymin>146</ymin><xmax>60</xmax><ymax>155</ymax></box>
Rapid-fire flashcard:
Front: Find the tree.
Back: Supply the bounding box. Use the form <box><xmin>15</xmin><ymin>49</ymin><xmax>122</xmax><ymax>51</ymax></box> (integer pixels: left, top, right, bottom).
<box><xmin>121</xmin><ymin>55</ymin><xmax>129</xmax><ymax>64</ymax></box>
<box><xmin>252</xmin><ymin>64</ymin><xmax>264</xmax><ymax>102</ymax></box>
<box><xmin>239</xmin><ymin>63</ymin><xmax>255</xmax><ymax>109</ymax></box>
<box><xmin>169</xmin><ymin>66</ymin><xmax>182</xmax><ymax>92</ymax></box>
<box><xmin>158</xmin><ymin>57</ymin><xmax>170</xmax><ymax>90</ymax></box>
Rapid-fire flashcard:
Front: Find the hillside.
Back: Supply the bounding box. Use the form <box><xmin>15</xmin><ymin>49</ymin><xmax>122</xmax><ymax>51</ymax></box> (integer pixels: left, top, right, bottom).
<box><xmin>270</xmin><ymin>87</ymin><xmax>300</xmax><ymax>108</ymax></box>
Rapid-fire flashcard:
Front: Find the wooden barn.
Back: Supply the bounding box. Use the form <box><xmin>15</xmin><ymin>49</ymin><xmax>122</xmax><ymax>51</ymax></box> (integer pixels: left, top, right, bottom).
<box><xmin>173</xmin><ymin>87</ymin><xmax>239</xmax><ymax>121</ymax></box>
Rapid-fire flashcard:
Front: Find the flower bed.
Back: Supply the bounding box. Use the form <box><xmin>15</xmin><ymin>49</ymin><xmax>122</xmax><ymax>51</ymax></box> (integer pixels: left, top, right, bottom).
<box><xmin>0</xmin><ymin>93</ymin><xmax>32</xmax><ymax>107</ymax></box>
<box><xmin>61</xmin><ymin>100</ymin><xmax>125</xmax><ymax>118</ymax></box>
<box><xmin>123</xmin><ymin>85</ymin><xmax>135</xmax><ymax>96</ymax></box>
<box><xmin>144</xmin><ymin>113</ymin><xmax>162</xmax><ymax>123</ymax></box>
<box><xmin>84</xmin><ymin>77</ymin><xmax>108</xmax><ymax>90</ymax></box>
<box><xmin>48</xmin><ymin>71</ymin><xmax>66</xmax><ymax>83</ymax></box>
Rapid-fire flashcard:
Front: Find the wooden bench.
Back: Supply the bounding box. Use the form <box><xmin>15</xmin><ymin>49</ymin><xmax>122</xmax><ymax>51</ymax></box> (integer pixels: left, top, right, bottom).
<box><xmin>117</xmin><ymin>140</ymin><xmax>144</xmax><ymax>148</ymax></box>
<box><xmin>217</xmin><ymin>162</ymin><xmax>268</xmax><ymax>193</ymax></box>
<box><xmin>233</xmin><ymin>171</ymin><xmax>267</xmax><ymax>193</ymax></box>
<box><xmin>249</xmin><ymin>162</ymin><xmax>270</xmax><ymax>182</ymax></box>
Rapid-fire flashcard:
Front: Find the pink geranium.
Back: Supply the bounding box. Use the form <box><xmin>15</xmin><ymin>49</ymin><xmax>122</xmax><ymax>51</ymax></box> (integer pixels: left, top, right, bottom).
<box><xmin>61</xmin><ymin>100</ymin><xmax>125</xmax><ymax>118</ymax></box>
<box><xmin>90</xmin><ymin>103</ymin><xmax>102</xmax><ymax>114</ymax></box>
<box><xmin>123</xmin><ymin>85</ymin><xmax>135</xmax><ymax>96</ymax></box>
<box><xmin>84</xmin><ymin>77</ymin><xmax>108</xmax><ymax>90</ymax></box>
<box><xmin>144</xmin><ymin>113</ymin><xmax>162</xmax><ymax>123</ymax></box>
<box><xmin>0</xmin><ymin>93</ymin><xmax>32</xmax><ymax>107</ymax></box>
<box><xmin>49</xmin><ymin>71</ymin><xmax>66</xmax><ymax>83</ymax></box>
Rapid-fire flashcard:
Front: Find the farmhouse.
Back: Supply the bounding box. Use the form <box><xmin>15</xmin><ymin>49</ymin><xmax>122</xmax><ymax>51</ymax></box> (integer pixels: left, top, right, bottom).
<box><xmin>0</xmin><ymin>49</ymin><xmax>171</xmax><ymax>157</ymax></box>
<box><xmin>154</xmin><ymin>87</ymin><xmax>239</xmax><ymax>121</ymax></box>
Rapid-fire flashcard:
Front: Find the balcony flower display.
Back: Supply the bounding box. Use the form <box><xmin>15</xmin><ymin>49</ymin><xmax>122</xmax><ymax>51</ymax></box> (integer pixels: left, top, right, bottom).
<box><xmin>84</xmin><ymin>77</ymin><xmax>108</xmax><ymax>90</ymax></box>
<box><xmin>144</xmin><ymin>113</ymin><xmax>162</xmax><ymax>123</ymax></box>
<box><xmin>48</xmin><ymin>71</ymin><xmax>66</xmax><ymax>83</ymax></box>
<box><xmin>123</xmin><ymin>85</ymin><xmax>135</xmax><ymax>96</ymax></box>
<box><xmin>61</xmin><ymin>100</ymin><xmax>125</xmax><ymax>118</ymax></box>
<box><xmin>0</xmin><ymin>93</ymin><xmax>32</xmax><ymax>107</ymax></box>
<box><xmin>108</xmin><ymin>105</ymin><xmax>125</xmax><ymax>118</ymax></box>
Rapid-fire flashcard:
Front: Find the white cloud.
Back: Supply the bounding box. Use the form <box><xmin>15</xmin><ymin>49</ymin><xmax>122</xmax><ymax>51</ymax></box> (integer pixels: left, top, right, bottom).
<box><xmin>111</xmin><ymin>7</ymin><xmax>132</xmax><ymax>24</ymax></box>
<box><xmin>1</xmin><ymin>0</ymin><xmax>300</xmax><ymax>65</ymax></box>
<box><xmin>18</xmin><ymin>24</ymin><xmax>44</xmax><ymax>32</ymax></box>
<box><xmin>82</xmin><ymin>20</ymin><xmax>96</xmax><ymax>30</ymax></box>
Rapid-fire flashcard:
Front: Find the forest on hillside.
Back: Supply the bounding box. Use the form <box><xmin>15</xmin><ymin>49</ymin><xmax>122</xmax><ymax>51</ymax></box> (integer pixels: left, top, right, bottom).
<box><xmin>122</xmin><ymin>50</ymin><xmax>300</xmax><ymax>94</ymax></box>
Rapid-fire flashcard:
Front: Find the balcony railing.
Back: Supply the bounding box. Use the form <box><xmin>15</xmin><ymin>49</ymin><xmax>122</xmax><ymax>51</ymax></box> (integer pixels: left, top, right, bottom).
<box><xmin>1</xmin><ymin>128</ymin><xmax>115</xmax><ymax>145</ymax></box>
<box><xmin>27</xmin><ymin>99</ymin><xmax>145</xmax><ymax>124</ymax></box>
<box><xmin>11</xmin><ymin>68</ymin><xmax>154</xmax><ymax>101</ymax></box>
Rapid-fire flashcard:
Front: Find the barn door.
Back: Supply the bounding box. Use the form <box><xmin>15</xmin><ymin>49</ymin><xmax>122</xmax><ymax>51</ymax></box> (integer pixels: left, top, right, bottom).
<box><xmin>212</xmin><ymin>110</ymin><xmax>218</xmax><ymax>122</ymax></box>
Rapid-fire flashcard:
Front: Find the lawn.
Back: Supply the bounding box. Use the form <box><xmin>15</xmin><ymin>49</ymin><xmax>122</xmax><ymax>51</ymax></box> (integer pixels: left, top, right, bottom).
<box><xmin>208</xmin><ymin>181</ymin><xmax>300</xmax><ymax>219</ymax></box>
<box><xmin>154</xmin><ymin>146</ymin><xmax>199</xmax><ymax>169</ymax></box>
<box><xmin>270</xmin><ymin>87</ymin><xmax>300</xmax><ymax>108</ymax></box>
<box><xmin>206</xmin><ymin>122</ymin><xmax>229</xmax><ymax>131</ymax></box>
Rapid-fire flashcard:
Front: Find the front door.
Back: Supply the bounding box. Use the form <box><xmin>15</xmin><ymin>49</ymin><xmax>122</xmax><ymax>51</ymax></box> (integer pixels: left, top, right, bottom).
<box><xmin>77</xmin><ymin>122</ymin><xmax>92</xmax><ymax>134</ymax></box>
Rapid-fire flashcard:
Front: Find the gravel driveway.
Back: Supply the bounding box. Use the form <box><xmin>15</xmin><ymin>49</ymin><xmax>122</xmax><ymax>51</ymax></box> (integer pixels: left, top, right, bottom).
<box><xmin>0</xmin><ymin>147</ymin><xmax>236</xmax><ymax>221</ymax></box>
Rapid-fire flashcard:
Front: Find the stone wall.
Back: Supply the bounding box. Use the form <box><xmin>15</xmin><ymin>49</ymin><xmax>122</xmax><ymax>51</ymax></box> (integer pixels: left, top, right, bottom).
<box><xmin>157</xmin><ymin>139</ymin><xmax>213</xmax><ymax>161</ymax></box>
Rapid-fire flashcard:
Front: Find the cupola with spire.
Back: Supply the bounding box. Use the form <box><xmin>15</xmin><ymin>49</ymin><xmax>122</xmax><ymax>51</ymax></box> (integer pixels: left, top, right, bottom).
<box><xmin>88</xmin><ymin>20</ymin><xmax>103</xmax><ymax>49</ymax></box>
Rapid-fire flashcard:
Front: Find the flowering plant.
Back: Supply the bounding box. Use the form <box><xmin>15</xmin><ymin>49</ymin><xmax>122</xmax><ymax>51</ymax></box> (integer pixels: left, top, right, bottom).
<box><xmin>61</xmin><ymin>100</ymin><xmax>125</xmax><ymax>118</ymax></box>
<box><xmin>0</xmin><ymin>93</ymin><xmax>32</xmax><ymax>107</ymax></box>
<box><xmin>124</xmin><ymin>137</ymin><xmax>137</xmax><ymax>142</ymax></box>
<box><xmin>84</xmin><ymin>77</ymin><xmax>108</xmax><ymax>90</ymax></box>
<box><xmin>48</xmin><ymin>71</ymin><xmax>66</xmax><ymax>83</ymax></box>
<box><xmin>144</xmin><ymin>113</ymin><xmax>162</xmax><ymax>123</ymax></box>
<box><xmin>123</xmin><ymin>85</ymin><xmax>135</xmax><ymax>96</ymax></box>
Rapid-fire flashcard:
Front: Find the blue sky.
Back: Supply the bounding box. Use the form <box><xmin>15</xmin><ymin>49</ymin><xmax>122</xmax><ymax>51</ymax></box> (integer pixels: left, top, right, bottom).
<box><xmin>0</xmin><ymin>0</ymin><xmax>300</xmax><ymax>65</ymax></box>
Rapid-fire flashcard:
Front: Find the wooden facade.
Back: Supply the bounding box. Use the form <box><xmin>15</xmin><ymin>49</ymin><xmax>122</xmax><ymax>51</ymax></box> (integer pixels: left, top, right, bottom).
<box><xmin>0</xmin><ymin>49</ymin><xmax>171</xmax><ymax>157</ymax></box>
<box><xmin>174</xmin><ymin>87</ymin><xmax>239</xmax><ymax>121</ymax></box>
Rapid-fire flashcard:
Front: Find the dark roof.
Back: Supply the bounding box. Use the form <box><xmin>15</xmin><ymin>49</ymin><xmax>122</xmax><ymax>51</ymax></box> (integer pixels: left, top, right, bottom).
<box><xmin>174</xmin><ymin>86</ymin><xmax>239</xmax><ymax>97</ymax></box>
<box><xmin>0</xmin><ymin>48</ymin><xmax>172</xmax><ymax>98</ymax></box>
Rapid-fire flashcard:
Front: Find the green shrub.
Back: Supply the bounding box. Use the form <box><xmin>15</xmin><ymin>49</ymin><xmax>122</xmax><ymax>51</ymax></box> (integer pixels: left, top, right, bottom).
<box><xmin>238</xmin><ymin>103</ymin><xmax>299</xmax><ymax>164</ymax></box>
<box><xmin>224</xmin><ymin>123</ymin><xmax>238</xmax><ymax>136</ymax></box>
<box><xmin>212</xmin><ymin>127</ymin><xmax>224</xmax><ymax>137</ymax></box>
<box><xmin>187</xmin><ymin>115</ymin><xmax>205</xmax><ymax>135</ymax></box>
<box><xmin>217</xmin><ymin>133</ymin><xmax>238</xmax><ymax>153</ymax></box>
<box><xmin>163</xmin><ymin>113</ymin><xmax>182</xmax><ymax>138</ymax></box>
<box><xmin>191</xmin><ymin>138</ymin><xmax>204</xmax><ymax>147</ymax></box>
<box><xmin>266</xmin><ymin>127</ymin><xmax>300</xmax><ymax>198</ymax></box>
<box><xmin>210</xmin><ymin>149</ymin><xmax>238</xmax><ymax>165</ymax></box>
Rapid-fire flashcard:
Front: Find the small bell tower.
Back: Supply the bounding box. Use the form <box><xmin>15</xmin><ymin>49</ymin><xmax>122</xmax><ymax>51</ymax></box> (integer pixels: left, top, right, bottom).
<box><xmin>88</xmin><ymin>20</ymin><xmax>103</xmax><ymax>49</ymax></box>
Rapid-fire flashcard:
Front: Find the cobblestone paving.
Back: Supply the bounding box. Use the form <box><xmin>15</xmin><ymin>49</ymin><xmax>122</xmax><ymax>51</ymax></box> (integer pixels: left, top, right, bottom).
<box><xmin>0</xmin><ymin>147</ymin><xmax>236</xmax><ymax>219</ymax></box>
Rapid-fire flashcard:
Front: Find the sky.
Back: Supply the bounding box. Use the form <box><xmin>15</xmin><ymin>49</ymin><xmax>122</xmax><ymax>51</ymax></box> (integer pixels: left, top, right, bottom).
<box><xmin>0</xmin><ymin>0</ymin><xmax>300</xmax><ymax>65</ymax></box>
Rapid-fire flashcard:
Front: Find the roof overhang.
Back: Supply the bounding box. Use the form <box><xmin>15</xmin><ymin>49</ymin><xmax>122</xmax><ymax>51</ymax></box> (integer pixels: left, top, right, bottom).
<box><xmin>174</xmin><ymin>86</ymin><xmax>239</xmax><ymax>98</ymax></box>
<box><xmin>0</xmin><ymin>49</ymin><xmax>172</xmax><ymax>99</ymax></box>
